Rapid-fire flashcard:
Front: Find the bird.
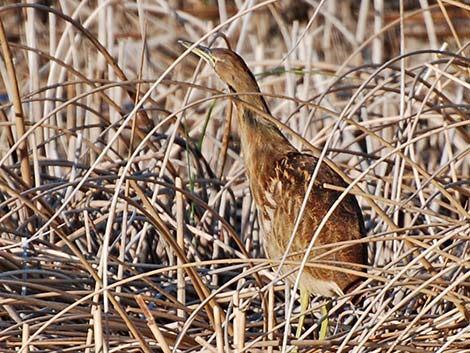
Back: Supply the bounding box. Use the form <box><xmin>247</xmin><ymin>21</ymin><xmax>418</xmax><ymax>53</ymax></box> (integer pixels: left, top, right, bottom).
<box><xmin>179</xmin><ymin>39</ymin><xmax>366</xmax><ymax>340</ymax></box>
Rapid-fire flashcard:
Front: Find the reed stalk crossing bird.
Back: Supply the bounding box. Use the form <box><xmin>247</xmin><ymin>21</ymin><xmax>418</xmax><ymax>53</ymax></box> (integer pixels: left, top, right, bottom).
<box><xmin>179</xmin><ymin>39</ymin><xmax>366</xmax><ymax>339</ymax></box>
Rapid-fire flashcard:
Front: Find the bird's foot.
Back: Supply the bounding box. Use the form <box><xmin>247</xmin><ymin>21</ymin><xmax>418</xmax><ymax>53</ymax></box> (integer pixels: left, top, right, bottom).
<box><xmin>319</xmin><ymin>304</ymin><xmax>329</xmax><ymax>340</ymax></box>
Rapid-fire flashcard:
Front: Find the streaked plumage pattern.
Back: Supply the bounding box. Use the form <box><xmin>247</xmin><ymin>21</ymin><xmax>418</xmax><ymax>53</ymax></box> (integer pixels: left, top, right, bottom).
<box><xmin>256</xmin><ymin>151</ymin><xmax>365</xmax><ymax>297</ymax></box>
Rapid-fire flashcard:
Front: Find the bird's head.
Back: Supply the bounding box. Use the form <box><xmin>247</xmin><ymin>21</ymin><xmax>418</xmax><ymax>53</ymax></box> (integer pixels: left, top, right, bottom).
<box><xmin>178</xmin><ymin>39</ymin><xmax>291</xmax><ymax>147</ymax></box>
<box><xmin>179</xmin><ymin>40</ymin><xmax>264</xmax><ymax>104</ymax></box>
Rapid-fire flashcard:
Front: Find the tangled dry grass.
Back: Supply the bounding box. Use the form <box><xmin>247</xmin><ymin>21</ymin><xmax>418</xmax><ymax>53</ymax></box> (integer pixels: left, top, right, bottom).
<box><xmin>0</xmin><ymin>1</ymin><xmax>469</xmax><ymax>352</ymax></box>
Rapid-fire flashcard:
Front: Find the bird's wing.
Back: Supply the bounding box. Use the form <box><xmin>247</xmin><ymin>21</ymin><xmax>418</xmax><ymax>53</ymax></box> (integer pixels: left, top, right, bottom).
<box><xmin>269</xmin><ymin>151</ymin><xmax>365</xmax><ymax>255</ymax></box>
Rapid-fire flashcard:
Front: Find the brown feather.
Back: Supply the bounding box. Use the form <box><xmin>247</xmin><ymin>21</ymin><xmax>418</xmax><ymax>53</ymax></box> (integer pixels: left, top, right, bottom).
<box><xmin>253</xmin><ymin>151</ymin><xmax>366</xmax><ymax>297</ymax></box>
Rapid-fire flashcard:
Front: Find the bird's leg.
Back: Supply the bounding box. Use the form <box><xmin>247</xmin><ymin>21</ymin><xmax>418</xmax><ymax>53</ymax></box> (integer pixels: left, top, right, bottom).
<box><xmin>295</xmin><ymin>287</ymin><xmax>310</xmax><ymax>338</ymax></box>
<box><xmin>319</xmin><ymin>299</ymin><xmax>332</xmax><ymax>340</ymax></box>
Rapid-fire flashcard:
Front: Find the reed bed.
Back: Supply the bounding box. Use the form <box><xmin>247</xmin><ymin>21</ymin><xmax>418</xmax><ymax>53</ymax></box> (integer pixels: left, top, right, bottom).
<box><xmin>0</xmin><ymin>1</ymin><xmax>469</xmax><ymax>352</ymax></box>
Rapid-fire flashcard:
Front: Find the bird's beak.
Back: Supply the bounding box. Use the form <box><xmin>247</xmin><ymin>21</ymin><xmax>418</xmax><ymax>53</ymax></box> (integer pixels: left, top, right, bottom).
<box><xmin>178</xmin><ymin>39</ymin><xmax>216</xmax><ymax>67</ymax></box>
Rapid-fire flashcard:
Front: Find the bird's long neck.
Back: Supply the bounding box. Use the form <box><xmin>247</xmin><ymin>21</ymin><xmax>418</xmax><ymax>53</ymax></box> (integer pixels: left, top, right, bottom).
<box><xmin>233</xmin><ymin>99</ymin><xmax>296</xmax><ymax>185</ymax></box>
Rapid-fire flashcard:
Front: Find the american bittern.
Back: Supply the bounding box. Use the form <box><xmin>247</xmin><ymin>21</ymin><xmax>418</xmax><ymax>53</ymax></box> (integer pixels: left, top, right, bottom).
<box><xmin>180</xmin><ymin>40</ymin><xmax>366</xmax><ymax>339</ymax></box>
